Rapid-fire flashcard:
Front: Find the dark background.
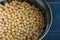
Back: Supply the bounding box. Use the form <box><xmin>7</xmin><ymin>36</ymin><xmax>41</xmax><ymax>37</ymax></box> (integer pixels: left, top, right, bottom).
<box><xmin>42</xmin><ymin>0</ymin><xmax>60</xmax><ymax>40</ymax></box>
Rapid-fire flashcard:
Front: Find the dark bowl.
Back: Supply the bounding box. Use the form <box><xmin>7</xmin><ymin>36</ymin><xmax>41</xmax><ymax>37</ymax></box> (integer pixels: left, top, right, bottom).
<box><xmin>0</xmin><ymin>0</ymin><xmax>52</xmax><ymax>40</ymax></box>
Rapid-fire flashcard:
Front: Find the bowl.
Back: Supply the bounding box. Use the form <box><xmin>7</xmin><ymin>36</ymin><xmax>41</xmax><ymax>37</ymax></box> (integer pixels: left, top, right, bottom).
<box><xmin>0</xmin><ymin>0</ymin><xmax>52</xmax><ymax>40</ymax></box>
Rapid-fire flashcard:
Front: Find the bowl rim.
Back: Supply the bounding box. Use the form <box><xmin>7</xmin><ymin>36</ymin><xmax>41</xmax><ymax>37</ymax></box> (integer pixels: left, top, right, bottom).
<box><xmin>38</xmin><ymin>0</ymin><xmax>52</xmax><ymax>40</ymax></box>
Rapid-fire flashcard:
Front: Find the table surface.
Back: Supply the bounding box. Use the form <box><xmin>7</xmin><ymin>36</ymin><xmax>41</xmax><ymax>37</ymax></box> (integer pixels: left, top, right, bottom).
<box><xmin>42</xmin><ymin>0</ymin><xmax>60</xmax><ymax>40</ymax></box>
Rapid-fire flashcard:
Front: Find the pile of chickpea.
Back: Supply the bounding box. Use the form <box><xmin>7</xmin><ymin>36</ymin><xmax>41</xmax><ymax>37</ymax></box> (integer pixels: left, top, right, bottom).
<box><xmin>0</xmin><ymin>0</ymin><xmax>45</xmax><ymax>40</ymax></box>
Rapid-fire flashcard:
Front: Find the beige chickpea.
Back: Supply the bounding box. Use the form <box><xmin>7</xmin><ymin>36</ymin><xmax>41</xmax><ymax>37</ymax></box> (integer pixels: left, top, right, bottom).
<box><xmin>6</xmin><ymin>37</ymin><xmax>10</xmax><ymax>40</ymax></box>
<box><xmin>12</xmin><ymin>32</ymin><xmax>15</xmax><ymax>35</ymax></box>
<box><xmin>9</xmin><ymin>35</ymin><xmax>12</xmax><ymax>39</ymax></box>
<box><xmin>2</xmin><ymin>37</ymin><xmax>6</xmax><ymax>40</ymax></box>
<box><xmin>5</xmin><ymin>3</ymin><xmax>9</xmax><ymax>6</ymax></box>
<box><xmin>12</xmin><ymin>28</ymin><xmax>15</xmax><ymax>32</ymax></box>
<box><xmin>2</xmin><ymin>34</ymin><xmax>5</xmax><ymax>37</ymax></box>
<box><xmin>5</xmin><ymin>35</ymin><xmax>9</xmax><ymax>39</ymax></box>
<box><xmin>15</xmin><ymin>28</ymin><xmax>18</xmax><ymax>32</ymax></box>
<box><xmin>16</xmin><ymin>32</ymin><xmax>20</xmax><ymax>36</ymax></box>
<box><xmin>3</xmin><ymin>27</ymin><xmax>7</xmax><ymax>30</ymax></box>
<box><xmin>12</xmin><ymin>1</ymin><xmax>17</xmax><ymax>6</ymax></box>
<box><xmin>8</xmin><ymin>30</ymin><xmax>11</xmax><ymax>33</ymax></box>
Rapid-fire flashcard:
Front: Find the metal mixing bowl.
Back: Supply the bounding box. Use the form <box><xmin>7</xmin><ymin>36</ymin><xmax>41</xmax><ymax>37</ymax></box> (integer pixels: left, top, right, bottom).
<box><xmin>0</xmin><ymin>0</ymin><xmax>52</xmax><ymax>40</ymax></box>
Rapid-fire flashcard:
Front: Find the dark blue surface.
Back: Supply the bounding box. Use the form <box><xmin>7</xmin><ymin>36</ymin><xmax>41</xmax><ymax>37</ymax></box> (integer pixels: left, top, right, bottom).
<box><xmin>42</xmin><ymin>0</ymin><xmax>60</xmax><ymax>40</ymax></box>
<box><xmin>49</xmin><ymin>4</ymin><xmax>60</xmax><ymax>31</ymax></box>
<box><xmin>47</xmin><ymin>0</ymin><xmax>60</xmax><ymax>2</ymax></box>
<box><xmin>42</xmin><ymin>33</ymin><xmax>60</xmax><ymax>40</ymax></box>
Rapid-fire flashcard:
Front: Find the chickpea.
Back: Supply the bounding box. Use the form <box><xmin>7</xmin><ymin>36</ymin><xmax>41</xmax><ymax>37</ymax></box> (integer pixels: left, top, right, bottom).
<box><xmin>12</xmin><ymin>32</ymin><xmax>15</xmax><ymax>35</ymax></box>
<box><xmin>2</xmin><ymin>38</ymin><xmax>6</xmax><ymax>40</ymax></box>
